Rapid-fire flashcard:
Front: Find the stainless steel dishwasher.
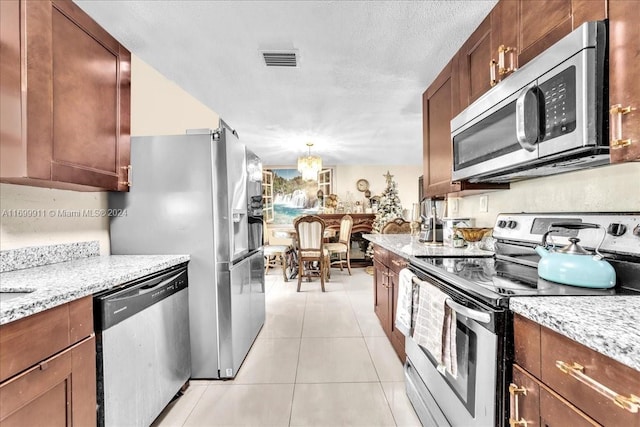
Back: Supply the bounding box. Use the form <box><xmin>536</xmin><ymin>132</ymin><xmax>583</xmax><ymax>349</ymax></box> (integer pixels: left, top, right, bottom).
<box><xmin>94</xmin><ymin>263</ymin><xmax>190</xmax><ymax>427</ymax></box>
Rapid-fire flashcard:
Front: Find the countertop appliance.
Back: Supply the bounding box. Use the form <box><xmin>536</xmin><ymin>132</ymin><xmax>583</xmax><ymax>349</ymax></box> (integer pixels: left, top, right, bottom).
<box><xmin>94</xmin><ymin>263</ymin><xmax>190</xmax><ymax>427</ymax></box>
<box><xmin>419</xmin><ymin>198</ymin><xmax>445</xmax><ymax>243</ymax></box>
<box><xmin>109</xmin><ymin>121</ymin><xmax>266</xmax><ymax>379</ymax></box>
<box><xmin>451</xmin><ymin>21</ymin><xmax>608</xmax><ymax>183</ymax></box>
<box><xmin>404</xmin><ymin>212</ymin><xmax>640</xmax><ymax>427</ymax></box>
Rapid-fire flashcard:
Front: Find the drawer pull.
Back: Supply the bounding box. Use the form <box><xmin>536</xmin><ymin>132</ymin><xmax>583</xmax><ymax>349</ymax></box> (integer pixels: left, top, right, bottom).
<box><xmin>509</xmin><ymin>383</ymin><xmax>528</xmax><ymax>427</ymax></box>
<box><xmin>391</xmin><ymin>259</ymin><xmax>408</xmax><ymax>268</ymax></box>
<box><xmin>556</xmin><ymin>360</ymin><xmax>640</xmax><ymax>413</ymax></box>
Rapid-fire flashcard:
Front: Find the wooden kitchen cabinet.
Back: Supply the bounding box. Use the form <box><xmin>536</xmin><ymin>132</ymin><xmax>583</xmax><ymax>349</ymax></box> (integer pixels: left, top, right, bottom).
<box><xmin>0</xmin><ymin>0</ymin><xmax>131</xmax><ymax>191</ymax></box>
<box><xmin>422</xmin><ymin>60</ymin><xmax>507</xmax><ymax>198</ymax></box>
<box><xmin>458</xmin><ymin>14</ymin><xmax>493</xmax><ymax>108</ymax></box>
<box><xmin>372</xmin><ymin>244</ymin><xmax>406</xmax><ymax>362</ymax></box>
<box><xmin>458</xmin><ymin>1</ymin><xmax>518</xmax><ymax>110</ymax></box>
<box><xmin>518</xmin><ymin>0</ymin><xmax>606</xmax><ymax>67</ymax></box>
<box><xmin>609</xmin><ymin>0</ymin><xmax>640</xmax><ymax>162</ymax></box>
<box><xmin>0</xmin><ymin>296</ymin><xmax>96</xmax><ymax>426</ymax></box>
<box><xmin>512</xmin><ymin>314</ymin><xmax>640</xmax><ymax>427</ymax></box>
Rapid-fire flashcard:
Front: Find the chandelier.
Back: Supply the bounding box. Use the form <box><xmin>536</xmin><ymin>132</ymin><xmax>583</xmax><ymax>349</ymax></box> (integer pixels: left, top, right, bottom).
<box><xmin>297</xmin><ymin>143</ymin><xmax>322</xmax><ymax>180</ymax></box>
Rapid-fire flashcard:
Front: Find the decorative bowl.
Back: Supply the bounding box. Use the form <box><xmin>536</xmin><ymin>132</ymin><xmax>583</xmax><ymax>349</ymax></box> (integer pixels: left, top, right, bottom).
<box><xmin>454</xmin><ymin>227</ymin><xmax>493</xmax><ymax>243</ymax></box>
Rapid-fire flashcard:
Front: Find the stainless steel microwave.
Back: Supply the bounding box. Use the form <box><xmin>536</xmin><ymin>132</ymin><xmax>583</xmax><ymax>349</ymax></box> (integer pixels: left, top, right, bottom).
<box><xmin>451</xmin><ymin>21</ymin><xmax>608</xmax><ymax>184</ymax></box>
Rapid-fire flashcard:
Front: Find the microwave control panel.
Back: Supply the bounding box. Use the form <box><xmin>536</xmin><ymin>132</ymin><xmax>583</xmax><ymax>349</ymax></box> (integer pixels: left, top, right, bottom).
<box><xmin>540</xmin><ymin>66</ymin><xmax>576</xmax><ymax>140</ymax></box>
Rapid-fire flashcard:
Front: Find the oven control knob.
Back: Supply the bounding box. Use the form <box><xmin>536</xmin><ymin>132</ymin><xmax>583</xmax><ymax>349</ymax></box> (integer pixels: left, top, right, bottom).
<box><xmin>497</xmin><ymin>220</ymin><xmax>507</xmax><ymax>228</ymax></box>
<box><xmin>633</xmin><ymin>224</ymin><xmax>640</xmax><ymax>237</ymax></box>
<box><xmin>507</xmin><ymin>220</ymin><xmax>517</xmax><ymax>229</ymax></box>
<box><xmin>607</xmin><ymin>223</ymin><xmax>627</xmax><ymax>236</ymax></box>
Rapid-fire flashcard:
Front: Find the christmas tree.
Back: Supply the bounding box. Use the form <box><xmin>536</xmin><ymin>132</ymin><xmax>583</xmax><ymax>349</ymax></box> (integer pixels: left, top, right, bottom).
<box><xmin>366</xmin><ymin>171</ymin><xmax>404</xmax><ymax>259</ymax></box>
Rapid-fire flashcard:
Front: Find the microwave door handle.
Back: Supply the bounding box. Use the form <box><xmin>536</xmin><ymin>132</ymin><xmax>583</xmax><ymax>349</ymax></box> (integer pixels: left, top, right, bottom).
<box><xmin>516</xmin><ymin>85</ymin><xmax>542</xmax><ymax>152</ymax></box>
<box><xmin>445</xmin><ymin>298</ymin><xmax>491</xmax><ymax>324</ymax></box>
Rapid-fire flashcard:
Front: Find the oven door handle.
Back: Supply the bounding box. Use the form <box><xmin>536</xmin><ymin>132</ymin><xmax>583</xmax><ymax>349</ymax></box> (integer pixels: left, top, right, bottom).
<box><xmin>445</xmin><ymin>298</ymin><xmax>491</xmax><ymax>324</ymax></box>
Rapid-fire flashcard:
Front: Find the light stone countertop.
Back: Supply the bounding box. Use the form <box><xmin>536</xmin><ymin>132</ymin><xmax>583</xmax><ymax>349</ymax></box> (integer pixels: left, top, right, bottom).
<box><xmin>510</xmin><ymin>297</ymin><xmax>640</xmax><ymax>372</ymax></box>
<box><xmin>362</xmin><ymin>233</ymin><xmax>494</xmax><ymax>258</ymax></box>
<box><xmin>0</xmin><ymin>254</ymin><xmax>190</xmax><ymax>325</ymax></box>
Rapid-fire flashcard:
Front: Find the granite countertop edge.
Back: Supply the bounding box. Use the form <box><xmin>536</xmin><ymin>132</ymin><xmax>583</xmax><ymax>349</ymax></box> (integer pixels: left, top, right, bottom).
<box><xmin>510</xmin><ymin>296</ymin><xmax>640</xmax><ymax>372</ymax></box>
<box><xmin>362</xmin><ymin>233</ymin><xmax>494</xmax><ymax>258</ymax></box>
<box><xmin>0</xmin><ymin>254</ymin><xmax>190</xmax><ymax>325</ymax></box>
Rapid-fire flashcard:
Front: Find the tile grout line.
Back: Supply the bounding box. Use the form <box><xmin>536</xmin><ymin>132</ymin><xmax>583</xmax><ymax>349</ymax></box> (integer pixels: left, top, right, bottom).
<box><xmin>288</xmin><ymin>283</ymin><xmax>307</xmax><ymax>426</ymax></box>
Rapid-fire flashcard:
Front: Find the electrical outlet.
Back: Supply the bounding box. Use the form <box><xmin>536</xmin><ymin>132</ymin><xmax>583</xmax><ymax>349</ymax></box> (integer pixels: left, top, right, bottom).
<box><xmin>479</xmin><ymin>195</ymin><xmax>489</xmax><ymax>213</ymax></box>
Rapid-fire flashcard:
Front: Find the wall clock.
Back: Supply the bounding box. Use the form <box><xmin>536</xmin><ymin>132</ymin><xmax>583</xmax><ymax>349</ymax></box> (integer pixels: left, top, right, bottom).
<box><xmin>356</xmin><ymin>179</ymin><xmax>370</xmax><ymax>192</ymax></box>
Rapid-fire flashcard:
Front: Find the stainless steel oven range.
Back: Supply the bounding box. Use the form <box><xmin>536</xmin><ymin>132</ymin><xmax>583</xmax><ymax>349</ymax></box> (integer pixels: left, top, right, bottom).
<box><xmin>404</xmin><ymin>213</ymin><xmax>640</xmax><ymax>427</ymax></box>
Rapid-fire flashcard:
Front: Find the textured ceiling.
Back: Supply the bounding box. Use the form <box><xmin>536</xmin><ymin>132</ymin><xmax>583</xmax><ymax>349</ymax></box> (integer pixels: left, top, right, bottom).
<box><xmin>74</xmin><ymin>0</ymin><xmax>497</xmax><ymax>166</ymax></box>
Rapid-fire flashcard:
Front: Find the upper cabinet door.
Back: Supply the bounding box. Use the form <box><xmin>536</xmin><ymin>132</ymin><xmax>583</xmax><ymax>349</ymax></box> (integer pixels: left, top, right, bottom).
<box><xmin>423</xmin><ymin>61</ymin><xmax>458</xmax><ymax>197</ymax></box>
<box><xmin>0</xmin><ymin>0</ymin><xmax>131</xmax><ymax>191</ymax></box>
<box><xmin>609</xmin><ymin>0</ymin><xmax>640</xmax><ymax>162</ymax></box>
<box><xmin>518</xmin><ymin>0</ymin><xmax>572</xmax><ymax>67</ymax></box>
<box><xmin>50</xmin><ymin>0</ymin><xmax>131</xmax><ymax>191</ymax></box>
<box><xmin>458</xmin><ymin>15</ymin><xmax>493</xmax><ymax>109</ymax></box>
<box><xmin>458</xmin><ymin>1</ymin><xmax>519</xmax><ymax>112</ymax></box>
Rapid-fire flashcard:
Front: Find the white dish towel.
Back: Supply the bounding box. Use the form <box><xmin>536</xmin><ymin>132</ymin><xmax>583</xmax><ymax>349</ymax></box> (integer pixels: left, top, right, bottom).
<box><xmin>412</xmin><ymin>280</ymin><xmax>458</xmax><ymax>378</ymax></box>
<box><xmin>394</xmin><ymin>268</ymin><xmax>415</xmax><ymax>337</ymax></box>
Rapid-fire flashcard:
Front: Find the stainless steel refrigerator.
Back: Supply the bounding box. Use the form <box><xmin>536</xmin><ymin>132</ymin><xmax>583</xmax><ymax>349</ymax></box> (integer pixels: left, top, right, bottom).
<box><xmin>109</xmin><ymin>122</ymin><xmax>265</xmax><ymax>379</ymax></box>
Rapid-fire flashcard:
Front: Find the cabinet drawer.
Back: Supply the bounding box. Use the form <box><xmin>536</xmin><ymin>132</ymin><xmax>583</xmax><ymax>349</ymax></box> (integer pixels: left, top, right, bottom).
<box><xmin>0</xmin><ymin>296</ymin><xmax>93</xmax><ymax>382</ymax></box>
<box><xmin>388</xmin><ymin>254</ymin><xmax>409</xmax><ymax>274</ymax></box>
<box><xmin>373</xmin><ymin>245</ymin><xmax>389</xmax><ymax>267</ymax></box>
<box><xmin>540</xmin><ymin>326</ymin><xmax>640</xmax><ymax>427</ymax></box>
<box><xmin>539</xmin><ymin>387</ymin><xmax>599</xmax><ymax>427</ymax></box>
<box><xmin>514</xmin><ymin>314</ymin><xmax>541</xmax><ymax>377</ymax></box>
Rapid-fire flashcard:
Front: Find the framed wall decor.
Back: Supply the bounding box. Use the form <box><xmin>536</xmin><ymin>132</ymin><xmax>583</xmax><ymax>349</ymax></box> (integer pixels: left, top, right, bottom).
<box><xmin>268</xmin><ymin>168</ymin><xmax>321</xmax><ymax>225</ymax></box>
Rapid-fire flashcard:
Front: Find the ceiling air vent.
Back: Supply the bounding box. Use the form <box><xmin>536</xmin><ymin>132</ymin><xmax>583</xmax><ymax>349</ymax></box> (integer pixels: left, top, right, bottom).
<box><xmin>262</xmin><ymin>50</ymin><xmax>298</xmax><ymax>67</ymax></box>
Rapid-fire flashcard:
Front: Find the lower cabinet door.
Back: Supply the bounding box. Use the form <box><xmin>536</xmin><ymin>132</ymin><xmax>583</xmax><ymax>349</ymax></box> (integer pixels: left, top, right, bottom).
<box><xmin>0</xmin><ymin>335</ymin><xmax>96</xmax><ymax>426</ymax></box>
<box><xmin>539</xmin><ymin>388</ymin><xmax>599</xmax><ymax>427</ymax></box>
<box><xmin>374</xmin><ymin>261</ymin><xmax>391</xmax><ymax>337</ymax></box>
<box><xmin>511</xmin><ymin>364</ymin><xmax>541</xmax><ymax>427</ymax></box>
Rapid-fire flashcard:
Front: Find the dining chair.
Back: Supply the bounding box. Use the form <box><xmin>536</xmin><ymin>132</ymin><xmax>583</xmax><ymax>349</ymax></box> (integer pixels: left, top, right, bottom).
<box><xmin>381</xmin><ymin>217</ymin><xmax>412</xmax><ymax>234</ymax></box>
<box><xmin>293</xmin><ymin>215</ymin><xmax>329</xmax><ymax>292</ymax></box>
<box><xmin>263</xmin><ymin>228</ymin><xmax>292</xmax><ymax>282</ymax></box>
<box><xmin>325</xmin><ymin>214</ymin><xmax>353</xmax><ymax>275</ymax></box>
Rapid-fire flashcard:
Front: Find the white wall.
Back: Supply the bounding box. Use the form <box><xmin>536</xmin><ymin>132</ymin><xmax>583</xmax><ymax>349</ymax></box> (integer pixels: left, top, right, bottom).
<box><xmin>450</xmin><ymin>162</ymin><xmax>640</xmax><ymax>227</ymax></box>
<box><xmin>0</xmin><ymin>184</ymin><xmax>111</xmax><ymax>253</ymax></box>
<box><xmin>130</xmin><ymin>56</ymin><xmax>219</xmax><ymax>136</ymax></box>
<box><xmin>0</xmin><ymin>55</ymin><xmax>220</xmax><ymax>254</ymax></box>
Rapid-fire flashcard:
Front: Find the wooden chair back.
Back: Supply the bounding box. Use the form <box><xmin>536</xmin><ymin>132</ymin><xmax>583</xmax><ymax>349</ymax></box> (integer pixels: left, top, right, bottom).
<box><xmin>338</xmin><ymin>215</ymin><xmax>354</xmax><ymax>245</ymax></box>
<box><xmin>294</xmin><ymin>215</ymin><xmax>326</xmax><ymax>256</ymax></box>
<box><xmin>381</xmin><ymin>217</ymin><xmax>411</xmax><ymax>234</ymax></box>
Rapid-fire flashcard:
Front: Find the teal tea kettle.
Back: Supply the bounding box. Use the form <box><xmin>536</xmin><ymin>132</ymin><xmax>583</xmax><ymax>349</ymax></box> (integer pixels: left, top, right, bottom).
<box><xmin>535</xmin><ymin>223</ymin><xmax>616</xmax><ymax>288</ymax></box>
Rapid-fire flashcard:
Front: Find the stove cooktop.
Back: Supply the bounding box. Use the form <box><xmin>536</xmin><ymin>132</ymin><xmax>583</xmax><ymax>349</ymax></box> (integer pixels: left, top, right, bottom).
<box><xmin>411</xmin><ymin>212</ymin><xmax>640</xmax><ymax>308</ymax></box>
<box><xmin>410</xmin><ymin>256</ymin><xmax>636</xmax><ymax>308</ymax></box>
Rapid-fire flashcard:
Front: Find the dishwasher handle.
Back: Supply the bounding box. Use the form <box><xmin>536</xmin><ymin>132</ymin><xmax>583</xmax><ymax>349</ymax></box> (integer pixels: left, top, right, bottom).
<box><xmin>139</xmin><ymin>271</ymin><xmax>185</xmax><ymax>295</ymax></box>
<box><xmin>96</xmin><ymin>266</ymin><xmax>188</xmax><ymax>331</ymax></box>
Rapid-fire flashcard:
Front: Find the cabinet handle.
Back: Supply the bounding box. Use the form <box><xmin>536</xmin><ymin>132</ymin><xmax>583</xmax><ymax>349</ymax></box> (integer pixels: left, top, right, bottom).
<box><xmin>391</xmin><ymin>259</ymin><xmax>408</xmax><ymax>268</ymax></box>
<box><xmin>498</xmin><ymin>45</ymin><xmax>517</xmax><ymax>76</ymax></box>
<box><xmin>610</xmin><ymin>104</ymin><xmax>635</xmax><ymax>149</ymax></box>
<box><xmin>119</xmin><ymin>165</ymin><xmax>132</xmax><ymax>187</ymax></box>
<box><xmin>490</xmin><ymin>59</ymin><xmax>498</xmax><ymax>87</ymax></box>
<box><xmin>556</xmin><ymin>360</ymin><xmax>640</xmax><ymax>413</ymax></box>
<box><xmin>508</xmin><ymin>383</ymin><xmax>528</xmax><ymax>427</ymax></box>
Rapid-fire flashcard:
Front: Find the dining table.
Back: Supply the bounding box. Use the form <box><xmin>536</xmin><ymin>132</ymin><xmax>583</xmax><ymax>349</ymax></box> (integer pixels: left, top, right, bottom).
<box><xmin>271</xmin><ymin>228</ymin><xmax>337</xmax><ymax>280</ymax></box>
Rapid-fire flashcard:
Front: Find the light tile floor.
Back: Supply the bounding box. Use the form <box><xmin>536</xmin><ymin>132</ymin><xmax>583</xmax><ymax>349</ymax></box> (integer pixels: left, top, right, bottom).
<box><xmin>152</xmin><ymin>268</ymin><xmax>421</xmax><ymax>426</ymax></box>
